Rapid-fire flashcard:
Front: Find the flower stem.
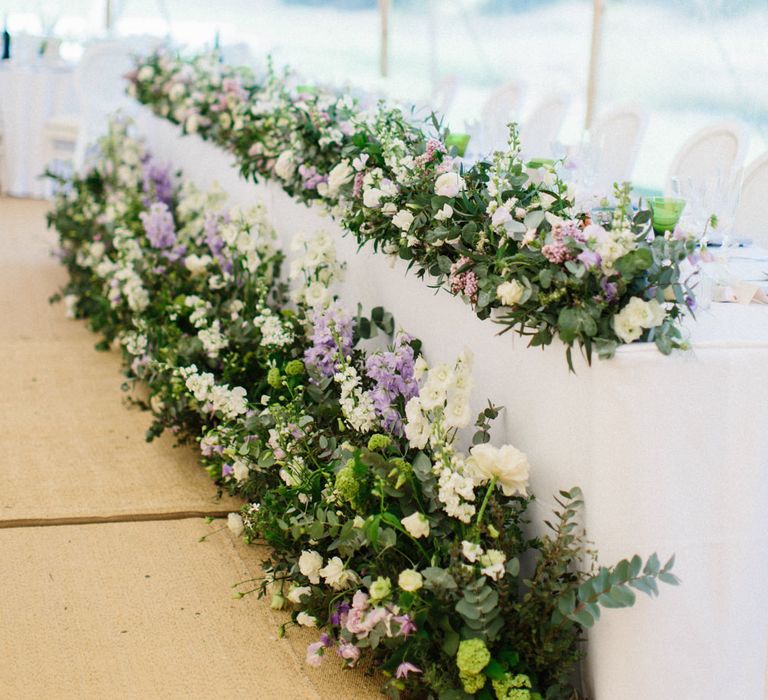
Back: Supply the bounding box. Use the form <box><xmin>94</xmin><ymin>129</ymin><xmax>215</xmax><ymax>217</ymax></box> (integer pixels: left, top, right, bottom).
<box><xmin>474</xmin><ymin>476</ymin><xmax>496</xmax><ymax>539</ymax></box>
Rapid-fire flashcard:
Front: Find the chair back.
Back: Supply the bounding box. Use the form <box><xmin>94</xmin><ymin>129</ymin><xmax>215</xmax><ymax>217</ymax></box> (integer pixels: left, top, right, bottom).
<box><xmin>733</xmin><ymin>152</ymin><xmax>768</xmax><ymax>246</ymax></box>
<box><xmin>480</xmin><ymin>81</ymin><xmax>525</xmax><ymax>151</ymax></box>
<box><xmin>519</xmin><ymin>95</ymin><xmax>569</xmax><ymax>160</ymax></box>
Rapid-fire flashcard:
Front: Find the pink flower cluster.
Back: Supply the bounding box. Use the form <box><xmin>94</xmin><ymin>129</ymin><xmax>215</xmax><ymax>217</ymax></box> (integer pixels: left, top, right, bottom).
<box><xmin>541</xmin><ymin>220</ymin><xmax>584</xmax><ymax>264</ymax></box>
<box><xmin>415</xmin><ymin>138</ymin><xmax>447</xmax><ymax>168</ymax></box>
<box><xmin>306</xmin><ymin>591</ymin><xmax>416</xmax><ymax>669</ymax></box>
<box><xmin>449</xmin><ymin>256</ymin><xmax>479</xmax><ymax>303</ymax></box>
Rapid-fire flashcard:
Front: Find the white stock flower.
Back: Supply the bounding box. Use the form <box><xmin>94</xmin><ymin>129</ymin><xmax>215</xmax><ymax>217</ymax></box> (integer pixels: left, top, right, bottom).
<box><xmin>398</xmin><ymin>569</ymin><xmax>423</xmax><ymax>592</ymax></box>
<box><xmin>479</xmin><ymin>549</ymin><xmax>506</xmax><ymax>580</ymax></box>
<box><xmin>467</xmin><ymin>444</ymin><xmax>530</xmax><ymax>497</ymax></box>
<box><xmin>434</xmin><ymin>172</ymin><xmax>465</xmax><ymax>198</ymax></box>
<box><xmin>400</xmin><ymin>512</ymin><xmax>430</xmax><ymax>539</ymax></box>
<box><xmin>392</xmin><ymin>209</ymin><xmax>414</xmax><ymax>231</ymax></box>
<box><xmin>297</xmin><ymin>612</ymin><xmax>317</xmax><ymax>627</ymax></box>
<box><xmin>462</xmin><ymin>540</ymin><xmax>483</xmax><ymax>563</ymax></box>
<box><xmin>298</xmin><ymin>550</ymin><xmax>323</xmax><ymax>584</ymax></box>
<box><xmin>444</xmin><ymin>394</ymin><xmax>471</xmax><ymax>429</ymax></box>
<box><xmin>496</xmin><ymin>279</ymin><xmax>525</xmax><ymax>306</ymax></box>
<box><xmin>227</xmin><ymin>512</ymin><xmax>244</xmax><ymax>537</ymax></box>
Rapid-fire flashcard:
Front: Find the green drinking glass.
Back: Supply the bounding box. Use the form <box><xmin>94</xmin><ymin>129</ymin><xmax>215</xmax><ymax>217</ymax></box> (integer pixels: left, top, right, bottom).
<box><xmin>648</xmin><ymin>197</ymin><xmax>686</xmax><ymax>234</ymax></box>
<box><xmin>445</xmin><ymin>132</ymin><xmax>471</xmax><ymax>157</ymax></box>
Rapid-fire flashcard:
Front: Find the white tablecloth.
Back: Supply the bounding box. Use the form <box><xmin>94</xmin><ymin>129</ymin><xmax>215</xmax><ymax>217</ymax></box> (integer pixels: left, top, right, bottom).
<box><xmin>0</xmin><ymin>63</ymin><xmax>78</xmax><ymax>198</ymax></box>
<box><xmin>137</xmin><ymin>109</ymin><xmax>768</xmax><ymax>700</ymax></box>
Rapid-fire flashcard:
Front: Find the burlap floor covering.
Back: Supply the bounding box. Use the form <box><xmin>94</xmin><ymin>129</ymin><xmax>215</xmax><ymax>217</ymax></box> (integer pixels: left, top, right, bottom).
<box><xmin>0</xmin><ymin>197</ymin><xmax>381</xmax><ymax>699</ymax></box>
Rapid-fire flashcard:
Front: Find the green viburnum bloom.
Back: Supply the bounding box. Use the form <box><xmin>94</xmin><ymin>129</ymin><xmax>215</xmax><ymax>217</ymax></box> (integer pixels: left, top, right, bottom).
<box><xmin>334</xmin><ymin>462</ymin><xmax>360</xmax><ymax>506</ymax></box>
<box><xmin>492</xmin><ymin>673</ymin><xmax>532</xmax><ymax>700</ymax></box>
<box><xmin>267</xmin><ymin>367</ymin><xmax>282</xmax><ymax>388</ymax></box>
<box><xmin>369</xmin><ymin>576</ymin><xmax>392</xmax><ymax>602</ymax></box>
<box><xmin>367</xmin><ymin>433</ymin><xmax>391</xmax><ymax>452</ymax></box>
<box><xmin>456</xmin><ymin>638</ymin><xmax>491</xmax><ymax>676</ymax></box>
<box><xmin>284</xmin><ymin>359</ymin><xmax>304</xmax><ymax>376</ymax></box>
<box><xmin>459</xmin><ymin>671</ymin><xmax>487</xmax><ymax>694</ymax></box>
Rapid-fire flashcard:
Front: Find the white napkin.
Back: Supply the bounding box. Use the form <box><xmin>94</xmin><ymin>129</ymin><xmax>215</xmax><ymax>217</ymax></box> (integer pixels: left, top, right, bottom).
<box><xmin>713</xmin><ymin>281</ymin><xmax>768</xmax><ymax>304</ymax></box>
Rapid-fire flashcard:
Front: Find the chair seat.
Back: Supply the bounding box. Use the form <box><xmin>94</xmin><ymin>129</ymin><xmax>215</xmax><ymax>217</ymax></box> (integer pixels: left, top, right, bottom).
<box><xmin>44</xmin><ymin>114</ymin><xmax>80</xmax><ymax>142</ymax></box>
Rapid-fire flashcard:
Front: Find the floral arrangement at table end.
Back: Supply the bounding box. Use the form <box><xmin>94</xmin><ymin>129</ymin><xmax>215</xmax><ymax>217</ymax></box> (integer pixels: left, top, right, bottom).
<box><xmin>126</xmin><ymin>48</ymin><xmax>701</xmax><ymax>371</ymax></box>
<box><xmin>47</xmin><ymin>118</ymin><xmax>680</xmax><ymax>700</ymax></box>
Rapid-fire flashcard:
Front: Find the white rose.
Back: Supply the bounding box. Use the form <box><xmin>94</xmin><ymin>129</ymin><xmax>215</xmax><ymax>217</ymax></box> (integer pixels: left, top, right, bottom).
<box><xmin>298</xmin><ymin>550</ymin><xmax>323</xmax><ymax>584</ymax></box>
<box><xmin>392</xmin><ymin>209</ymin><xmax>414</xmax><ymax>232</ymax></box>
<box><xmin>227</xmin><ymin>512</ymin><xmax>244</xmax><ymax>537</ymax></box>
<box><xmin>287</xmin><ymin>586</ymin><xmax>311</xmax><ymax>604</ymax></box>
<box><xmin>325</xmin><ymin>160</ymin><xmax>354</xmax><ymax>197</ymax></box>
<box><xmin>274</xmin><ymin>150</ymin><xmax>296</xmax><ymax>181</ymax></box>
<box><xmin>296</xmin><ymin>612</ymin><xmax>317</xmax><ymax>627</ymax></box>
<box><xmin>319</xmin><ymin>556</ymin><xmax>358</xmax><ymax>590</ymax></box>
<box><xmin>434</xmin><ymin>203</ymin><xmax>454</xmax><ymax>221</ymax></box>
<box><xmin>400</xmin><ymin>512</ymin><xmax>430</xmax><ymax>539</ymax></box>
<box><xmin>398</xmin><ymin>569</ymin><xmax>423</xmax><ymax>592</ymax></box>
<box><xmin>467</xmin><ymin>443</ymin><xmax>530</xmax><ymax>497</ymax></box>
<box><xmin>434</xmin><ymin>172</ymin><xmax>466</xmax><ymax>198</ymax></box>
<box><xmin>496</xmin><ymin>280</ymin><xmax>525</xmax><ymax>306</ymax></box>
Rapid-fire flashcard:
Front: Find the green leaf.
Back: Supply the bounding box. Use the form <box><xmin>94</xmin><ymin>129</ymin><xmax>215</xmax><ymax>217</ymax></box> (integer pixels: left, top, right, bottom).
<box><xmin>484</xmin><ymin>659</ymin><xmax>507</xmax><ymax>681</ymax></box>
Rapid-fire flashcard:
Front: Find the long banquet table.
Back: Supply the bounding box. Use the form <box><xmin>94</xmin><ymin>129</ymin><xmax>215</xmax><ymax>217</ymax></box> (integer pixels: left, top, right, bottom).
<box><xmin>136</xmin><ymin>108</ymin><xmax>768</xmax><ymax>700</ymax></box>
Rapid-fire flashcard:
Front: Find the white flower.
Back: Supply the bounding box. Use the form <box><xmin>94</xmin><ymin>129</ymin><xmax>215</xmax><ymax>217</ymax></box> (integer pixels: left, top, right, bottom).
<box><xmin>324</xmin><ymin>160</ymin><xmax>354</xmax><ymax>197</ymax></box>
<box><xmin>392</xmin><ymin>209</ymin><xmax>414</xmax><ymax>231</ymax></box>
<box><xmin>232</xmin><ymin>459</ymin><xmax>250</xmax><ymax>483</ymax></box>
<box><xmin>227</xmin><ymin>512</ymin><xmax>244</xmax><ymax>537</ymax></box>
<box><xmin>467</xmin><ymin>443</ymin><xmax>530</xmax><ymax>497</ymax></box>
<box><xmin>137</xmin><ymin>65</ymin><xmax>154</xmax><ymax>81</ymax></box>
<box><xmin>287</xmin><ymin>586</ymin><xmax>312</xmax><ymax>604</ymax></box>
<box><xmin>434</xmin><ymin>203</ymin><xmax>454</xmax><ymax>221</ymax></box>
<box><xmin>184</xmin><ymin>254</ymin><xmax>212</xmax><ymax>275</ymax></box>
<box><xmin>362</xmin><ymin>186</ymin><xmax>383</xmax><ymax>209</ymax></box>
<box><xmin>462</xmin><ymin>540</ymin><xmax>483</xmax><ymax>563</ymax></box>
<box><xmin>479</xmin><ymin>549</ymin><xmax>506</xmax><ymax>580</ymax></box>
<box><xmin>613</xmin><ymin>297</ymin><xmax>665</xmax><ymax>344</ymax></box>
<box><xmin>297</xmin><ymin>612</ymin><xmax>317</xmax><ymax>627</ymax></box>
<box><xmin>496</xmin><ymin>279</ymin><xmax>525</xmax><ymax>306</ymax></box>
<box><xmin>491</xmin><ymin>206</ymin><xmax>512</xmax><ymax>228</ymax></box>
<box><xmin>319</xmin><ymin>556</ymin><xmax>358</xmax><ymax>590</ymax></box>
<box><xmin>444</xmin><ymin>394</ymin><xmax>471</xmax><ymax>430</ymax></box>
<box><xmin>400</xmin><ymin>512</ymin><xmax>430</xmax><ymax>539</ymax></box>
<box><xmin>398</xmin><ymin>569</ymin><xmax>423</xmax><ymax>592</ymax></box>
<box><xmin>352</xmin><ymin>153</ymin><xmax>369</xmax><ymax>171</ymax></box>
<box><xmin>426</xmin><ymin>363</ymin><xmax>454</xmax><ymax>391</ymax></box>
<box><xmin>419</xmin><ymin>382</ymin><xmax>447</xmax><ymax>411</ymax></box>
<box><xmin>435</xmin><ymin>172</ymin><xmax>466</xmax><ymax>198</ymax></box>
<box><xmin>304</xmin><ymin>281</ymin><xmax>331</xmax><ymax>309</ymax></box>
<box><xmin>274</xmin><ymin>150</ymin><xmax>296</xmax><ymax>180</ymax></box>
<box><xmin>185</xmin><ymin>114</ymin><xmax>199</xmax><ymax>134</ymax></box>
<box><xmin>404</xmin><ymin>415</ymin><xmax>430</xmax><ymax>450</ymax></box>
<box><xmin>298</xmin><ymin>550</ymin><xmax>323</xmax><ymax>584</ymax></box>
<box><xmin>381</xmin><ymin>202</ymin><xmax>397</xmax><ymax>216</ymax></box>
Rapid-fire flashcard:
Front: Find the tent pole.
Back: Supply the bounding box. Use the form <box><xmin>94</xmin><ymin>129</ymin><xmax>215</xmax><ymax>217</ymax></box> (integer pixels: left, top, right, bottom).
<box><xmin>379</xmin><ymin>0</ymin><xmax>389</xmax><ymax>78</ymax></box>
<box><xmin>585</xmin><ymin>0</ymin><xmax>604</xmax><ymax>130</ymax></box>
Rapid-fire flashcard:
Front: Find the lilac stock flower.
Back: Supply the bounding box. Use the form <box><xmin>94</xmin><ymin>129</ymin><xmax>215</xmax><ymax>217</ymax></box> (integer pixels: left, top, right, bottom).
<box><xmin>141</xmin><ymin>158</ymin><xmax>174</xmax><ymax>206</ymax></box>
<box><xmin>600</xmin><ymin>277</ymin><xmax>619</xmax><ymax>303</ymax></box>
<box><xmin>577</xmin><ymin>249</ymin><xmax>601</xmax><ymax>270</ymax></box>
<box><xmin>393</xmin><ymin>614</ymin><xmax>416</xmax><ymax>637</ymax></box>
<box><xmin>304</xmin><ymin>303</ymin><xmax>354</xmax><ymax>379</ymax></box>
<box><xmin>140</xmin><ymin>202</ymin><xmax>177</xmax><ymax>249</ymax></box>
<box><xmin>395</xmin><ymin>662</ymin><xmax>422</xmax><ymax>679</ymax></box>
<box><xmin>298</xmin><ymin>164</ymin><xmax>327</xmax><ymax>191</ymax></box>
<box><xmin>365</xmin><ymin>332</ymin><xmax>419</xmax><ymax>435</ymax></box>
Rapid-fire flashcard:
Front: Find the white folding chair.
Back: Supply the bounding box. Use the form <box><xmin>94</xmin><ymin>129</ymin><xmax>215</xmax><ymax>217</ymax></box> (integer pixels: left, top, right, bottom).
<box><xmin>665</xmin><ymin>120</ymin><xmax>749</xmax><ymax>195</ymax></box>
<box><xmin>480</xmin><ymin>81</ymin><xmax>525</xmax><ymax>151</ymax></box>
<box><xmin>519</xmin><ymin>95</ymin><xmax>569</xmax><ymax>160</ymax></box>
<box><xmin>431</xmin><ymin>74</ymin><xmax>459</xmax><ymax>118</ymax></box>
<box><xmin>583</xmin><ymin>105</ymin><xmax>648</xmax><ymax>195</ymax></box>
<box><xmin>733</xmin><ymin>152</ymin><xmax>768</xmax><ymax>247</ymax></box>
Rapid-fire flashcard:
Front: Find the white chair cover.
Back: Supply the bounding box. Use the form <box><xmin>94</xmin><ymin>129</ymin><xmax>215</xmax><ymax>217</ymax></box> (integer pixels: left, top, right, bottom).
<box><xmin>734</xmin><ymin>152</ymin><xmax>768</xmax><ymax>246</ymax></box>
<box><xmin>519</xmin><ymin>95</ymin><xmax>569</xmax><ymax>160</ymax></box>
<box><xmin>480</xmin><ymin>81</ymin><xmax>525</xmax><ymax>152</ymax></box>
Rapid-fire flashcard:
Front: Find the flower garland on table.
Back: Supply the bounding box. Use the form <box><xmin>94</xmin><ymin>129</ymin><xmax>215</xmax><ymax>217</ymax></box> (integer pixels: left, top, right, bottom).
<box><xmin>126</xmin><ymin>49</ymin><xmax>700</xmax><ymax>369</ymax></box>
<box><xmin>49</xmin><ymin>119</ymin><xmax>679</xmax><ymax>700</ymax></box>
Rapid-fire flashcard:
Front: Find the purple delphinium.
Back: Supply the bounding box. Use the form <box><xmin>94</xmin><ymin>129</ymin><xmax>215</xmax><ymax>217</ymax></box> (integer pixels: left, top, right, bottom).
<box><xmin>140</xmin><ymin>202</ymin><xmax>177</xmax><ymax>249</ymax></box>
<box><xmin>365</xmin><ymin>332</ymin><xmax>419</xmax><ymax>435</ymax></box>
<box><xmin>304</xmin><ymin>303</ymin><xmax>354</xmax><ymax>379</ymax></box>
<box><xmin>141</xmin><ymin>157</ymin><xmax>174</xmax><ymax>206</ymax></box>
<box><xmin>204</xmin><ymin>211</ymin><xmax>233</xmax><ymax>274</ymax></box>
